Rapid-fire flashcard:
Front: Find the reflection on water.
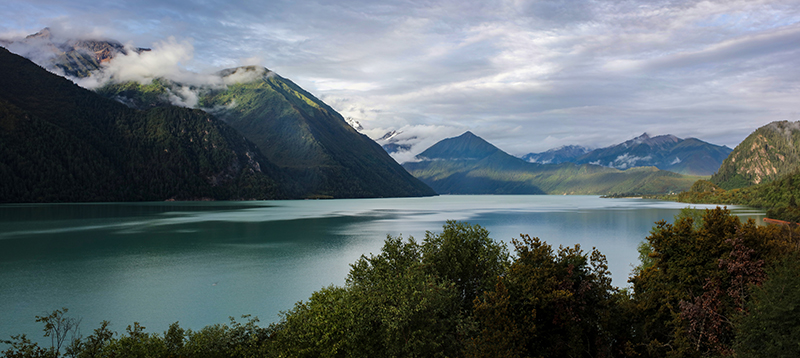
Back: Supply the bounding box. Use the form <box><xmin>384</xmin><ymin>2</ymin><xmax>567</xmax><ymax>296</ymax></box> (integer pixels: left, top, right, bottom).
<box><xmin>0</xmin><ymin>196</ymin><xmax>764</xmax><ymax>342</ymax></box>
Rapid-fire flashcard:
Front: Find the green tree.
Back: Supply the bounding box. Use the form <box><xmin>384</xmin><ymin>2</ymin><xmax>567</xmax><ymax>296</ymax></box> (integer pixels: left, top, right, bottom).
<box><xmin>422</xmin><ymin>220</ymin><xmax>510</xmax><ymax>311</ymax></box>
<box><xmin>469</xmin><ymin>234</ymin><xmax>618</xmax><ymax>358</ymax></box>
<box><xmin>628</xmin><ymin>207</ymin><xmax>785</xmax><ymax>357</ymax></box>
<box><xmin>734</xmin><ymin>255</ymin><xmax>800</xmax><ymax>358</ymax></box>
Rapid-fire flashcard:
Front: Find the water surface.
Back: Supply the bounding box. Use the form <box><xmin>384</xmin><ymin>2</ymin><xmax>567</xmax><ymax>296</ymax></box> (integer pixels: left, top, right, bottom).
<box><xmin>0</xmin><ymin>195</ymin><xmax>764</xmax><ymax>341</ymax></box>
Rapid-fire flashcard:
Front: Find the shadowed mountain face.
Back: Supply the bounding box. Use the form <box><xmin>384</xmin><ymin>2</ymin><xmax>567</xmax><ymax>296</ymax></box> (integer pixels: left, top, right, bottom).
<box><xmin>405</xmin><ymin>132</ymin><xmax>701</xmax><ymax>195</ymax></box>
<box><xmin>94</xmin><ymin>69</ymin><xmax>436</xmax><ymax>199</ymax></box>
<box><xmin>521</xmin><ymin>133</ymin><xmax>732</xmax><ymax>176</ymax></box>
<box><xmin>10</xmin><ymin>28</ymin><xmax>435</xmax><ymax>199</ymax></box>
<box><xmin>0</xmin><ymin>47</ymin><xmax>298</xmax><ymax>202</ymax></box>
<box><xmin>711</xmin><ymin>120</ymin><xmax>800</xmax><ymax>189</ymax></box>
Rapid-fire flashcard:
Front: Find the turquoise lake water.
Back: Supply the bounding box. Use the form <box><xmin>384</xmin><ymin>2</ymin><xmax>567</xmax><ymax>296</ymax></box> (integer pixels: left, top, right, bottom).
<box><xmin>0</xmin><ymin>195</ymin><xmax>764</xmax><ymax>341</ymax></box>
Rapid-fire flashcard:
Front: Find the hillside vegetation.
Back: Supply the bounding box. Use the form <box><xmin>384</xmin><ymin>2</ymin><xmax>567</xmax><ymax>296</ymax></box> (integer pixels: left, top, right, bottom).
<box><xmin>95</xmin><ymin>68</ymin><xmax>436</xmax><ymax>199</ymax></box>
<box><xmin>0</xmin><ymin>47</ymin><xmax>297</xmax><ymax>202</ymax></box>
<box><xmin>653</xmin><ymin>121</ymin><xmax>800</xmax><ymax>223</ymax></box>
<box><xmin>711</xmin><ymin>120</ymin><xmax>800</xmax><ymax>189</ymax></box>
<box><xmin>6</xmin><ymin>212</ymin><xmax>800</xmax><ymax>357</ymax></box>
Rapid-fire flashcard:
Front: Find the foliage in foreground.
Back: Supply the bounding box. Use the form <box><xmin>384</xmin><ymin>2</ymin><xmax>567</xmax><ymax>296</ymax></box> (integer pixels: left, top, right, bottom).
<box><xmin>5</xmin><ymin>213</ymin><xmax>800</xmax><ymax>357</ymax></box>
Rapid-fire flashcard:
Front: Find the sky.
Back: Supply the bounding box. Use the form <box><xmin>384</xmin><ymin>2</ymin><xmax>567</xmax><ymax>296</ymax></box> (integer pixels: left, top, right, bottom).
<box><xmin>2</xmin><ymin>0</ymin><xmax>800</xmax><ymax>161</ymax></box>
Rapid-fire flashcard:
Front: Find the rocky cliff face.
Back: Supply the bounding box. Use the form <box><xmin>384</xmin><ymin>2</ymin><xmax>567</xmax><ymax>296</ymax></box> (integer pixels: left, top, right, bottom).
<box><xmin>711</xmin><ymin>121</ymin><xmax>800</xmax><ymax>189</ymax></box>
<box><xmin>5</xmin><ymin>28</ymin><xmax>150</xmax><ymax>77</ymax></box>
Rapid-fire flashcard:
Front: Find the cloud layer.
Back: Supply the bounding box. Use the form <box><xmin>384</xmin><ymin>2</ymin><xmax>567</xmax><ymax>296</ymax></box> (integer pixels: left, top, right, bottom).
<box><xmin>2</xmin><ymin>0</ymin><xmax>799</xmax><ymax>157</ymax></box>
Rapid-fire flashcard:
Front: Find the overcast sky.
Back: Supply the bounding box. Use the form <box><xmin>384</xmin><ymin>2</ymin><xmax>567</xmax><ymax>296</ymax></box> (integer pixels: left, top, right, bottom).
<box><xmin>2</xmin><ymin>0</ymin><xmax>799</xmax><ymax>159</ymax></box>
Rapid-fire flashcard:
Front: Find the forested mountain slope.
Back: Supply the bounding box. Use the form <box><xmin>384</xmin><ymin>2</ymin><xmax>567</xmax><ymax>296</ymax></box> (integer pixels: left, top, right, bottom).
<box><xmin>711</xmin><ymin>120</ymin><xmax>800</xmax><ymax>189</ymax></box>
<box><xmin>0</xmin><ymin>47</ymin><xmax>298</xmax><ymax>202</ymax></box>
<box><xmin>7</xmin><ymin>28</ymin><xmax>435</xmax><ymax>199</ymax></box>
<box><xmin>95</xmin><ymin>68</ymin><xmax>436</xmax><ymax>199</ymax></box>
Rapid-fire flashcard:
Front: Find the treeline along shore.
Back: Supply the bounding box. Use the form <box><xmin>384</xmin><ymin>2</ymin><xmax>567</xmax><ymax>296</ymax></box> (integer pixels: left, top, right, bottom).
<box><xmin>4</xmin><ymin>209</ymin><xmax>800</xmax><ymax>358</ymax></box>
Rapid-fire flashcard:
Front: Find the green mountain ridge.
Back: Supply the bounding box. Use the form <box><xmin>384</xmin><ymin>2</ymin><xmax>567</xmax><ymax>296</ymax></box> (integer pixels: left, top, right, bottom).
<box><xmin>95</xmin><ymin>68</ymin><xmax>436</xmax><ymax>199</ymax></box>
<box><xmin>655</xmin><ymin>121</ymin><xmax>800</xmax><ymax>221</ymax></box>
<box><xmin>711</xmin><ymin>120</ymin><xmax>800</xmax><ymax>189</ymax></box>
<box><xmin>404</xmin><ymin>132</ymin><xmax>702</xmax><ymax>195</ymax></box>
<box><xmin>0</xmin><ymin>47</ymin><xmax>298</xmax><ymax>202</ymax></box>
<box><xmin>6</xmin><ymin>28</ymin><xmax>435</xmax><ymax>199</ymax></box>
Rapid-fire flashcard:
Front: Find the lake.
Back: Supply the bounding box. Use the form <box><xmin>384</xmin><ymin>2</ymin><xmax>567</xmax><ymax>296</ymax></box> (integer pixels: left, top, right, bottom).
<box><xmin>0</xmin><ymin>195</ymin><xmax>764</xmax><ymax>342</ymax></box>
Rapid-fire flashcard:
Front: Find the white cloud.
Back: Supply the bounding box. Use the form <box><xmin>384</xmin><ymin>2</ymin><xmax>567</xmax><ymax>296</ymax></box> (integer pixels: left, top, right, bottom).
<box><xmin>3</xmin><ymin>0</ymin><xmax>800</xmax><ymax>154</ymax></box>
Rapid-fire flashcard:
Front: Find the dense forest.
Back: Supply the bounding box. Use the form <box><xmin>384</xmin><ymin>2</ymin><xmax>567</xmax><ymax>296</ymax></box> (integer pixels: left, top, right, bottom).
<box><xmin>0</xmin><ymin>46</ymin><xmax>434</xmax><ymax>203</ymax></box>
<box><xmin>4</xmin><ymin>211</ymin><xmax>799</xmax><ymax>357</ymax></box>
<box><xmin>94</xmin><ymin>67</ymin><xmax>437</xmax><ymax>199</ymax></box>
<box><xmin>650</xmin><ymin>169</ymin><xmax>800</xmax><ymax>223</ymax></box>
<box><xmin>0</xmin><ymin>47</ymin><xmax>300</xmax><ymax>202</ymax></box>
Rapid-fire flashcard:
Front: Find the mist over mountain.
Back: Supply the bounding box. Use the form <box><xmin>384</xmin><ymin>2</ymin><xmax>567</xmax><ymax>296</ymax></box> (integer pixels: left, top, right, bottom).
<box><xmin>0</xmin><ymin>47</ymin><xmax>298</xmax><ymax>202</ymax></box>
<box><xmin>522</xmin><ymin>145</ymin><xmax>592</xmax><ymax>164</ymax></box>
<box><xmin>94</xmin><ymin>67</ymin><xmax>434</xmax><ymax>198</ymax></box>
<box><xmin>521</xmin><ymin>133</ymin><xmax>731</xmax><ymax>176</ymax></box>
<box><xmin>2</xmin><ymin>27</ymin><xmax>151</xmax><ymax>78</ymax></box>
<box><xmin>404</xmin><ymin>132</ymin><xmax>700</xmax><ymax>195</ymax></box>
<box><xmin>3</xmin><ymin>28</ymin><xmax>433</xmax><ymax>199</ymax></box>
<box><xmin>1</xmin><ymin>28</ymin><xmax>436</xmax><ymax>200</ymax></box>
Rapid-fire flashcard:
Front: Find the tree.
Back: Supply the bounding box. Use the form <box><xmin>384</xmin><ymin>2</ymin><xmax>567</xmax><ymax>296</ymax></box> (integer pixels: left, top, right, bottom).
<box><xmin>422</xmin><ymin>220</ymin><xmax>510</xmax><ymax>311</ymax></box>
<box><xmin>35</xmin><ymin>308</ymin><xmax>81</xmax><ymax>358</ymax></box>
<box><xmin>629</xmin><ymin>207</ymin><xmax>786</xmax><ymax>357</ymax></box>
<box><xmin>734</xmin><ymin>255</ymin><xmax>800</xmax><ymax>358</ymax></box>
<box><xmin>469</xmin><ymin>234</ymin><xmax>618</xmax><ymax>358</ymax></box>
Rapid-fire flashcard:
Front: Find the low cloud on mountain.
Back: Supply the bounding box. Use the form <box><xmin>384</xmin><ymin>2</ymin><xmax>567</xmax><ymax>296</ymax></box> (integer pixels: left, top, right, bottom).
<box><xmin>3</xmin><ymin>0</ymin><xmax>800</xmax><ymax>156</ymax></box>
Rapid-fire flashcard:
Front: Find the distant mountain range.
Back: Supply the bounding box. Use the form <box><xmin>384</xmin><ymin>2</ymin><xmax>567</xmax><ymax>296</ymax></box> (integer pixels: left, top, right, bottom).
<box><xmin>403</xmin><ymin>132</ymin><xmax>701</xmax><ymax>195</ymax></box>
<box><xmin>521</xmin><ymin>133</ymin><xmax>732</xmax><ymax>176</ymax></box>
<box><xmin>0</xmin><ymin>30</ymin><xmax>435</xmax><ymax>201</ymax></box>
<box><xmin>521</xmin><ymin>145</ymin><xmax>591</xmax><ymax>165</ymax></box>
<box><xmin>4</xmin><ymin>28</ymin><xmax>778</xmax><ymax>201</ymax></box>
<box><xmin>711</xmin><ymin>120</ymin><xmax>800</xmax><ymax>189</ymax></box>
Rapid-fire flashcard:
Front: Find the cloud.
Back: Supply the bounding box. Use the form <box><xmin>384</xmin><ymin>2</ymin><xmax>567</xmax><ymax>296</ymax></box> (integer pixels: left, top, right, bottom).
<box><xmin>75</xmin><ymin>37</ymin><xmax>214</xmax><ymax>88</ymax></box>
<box><xmin>368</xmin><ymin>124</ymin><xmax>465</xmax><ymax>164</ymax></box>
<box><xmin>3</xmin><ymin>0</ymin><xmax>800</xmax><ymax>156</ymax></box>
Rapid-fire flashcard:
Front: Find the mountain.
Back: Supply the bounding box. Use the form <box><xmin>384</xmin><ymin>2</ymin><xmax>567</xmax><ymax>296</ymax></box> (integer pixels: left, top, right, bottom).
<box><xmin>404</xmin><ymin>132</ymin><xmax>701</xmax><ymax>195</ymax></box>
<box><xmin>522</xmin><ymin>145</ymin><xmax>591</xmax><ymax>164</ymax></box>
<box><xmin>377</xmin><ymin>130</ymin><xmax>415</xmax><ymax>154</ymax></box>
<box><xmin>345</xmin><ymin>118</ymin><xmax>364</xmax><ymax>131</ymax></box>
<box><xmin>0</xmin><ymin>47</ymin><xmax>298</xmax><ymax>202</ymax></box>
<box><xmin>8</xmin><ymin>28</ymin><xmax>435</xmax><ymax>199</ymax></box>
<box><xmin>93</xmin><ymin>68</ymin><xmax>435</xmax><ymax>199</ymax></box>
<box><xmin>6</xmin><ymin>27</ymin><xmax>150</xmax><ymax>78</ymax></box>
<box><xmin>417</xmin><ymin>131</ymin><xmax>500</xmax><ymax>160</ymax></box>
<box><xmin>711</xmin><ymin>120</ymin><xmax>800</xmax><ymax>189</ymax></box>
<box><xmin>94</xmin><ymin>70</ymin><xmax>435</xmax><ymax>199</ymax></box>
<box><xmin>534</xmin><ymin>133</ymin><xmax>731</xmax><ymax>176</ymax></box>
